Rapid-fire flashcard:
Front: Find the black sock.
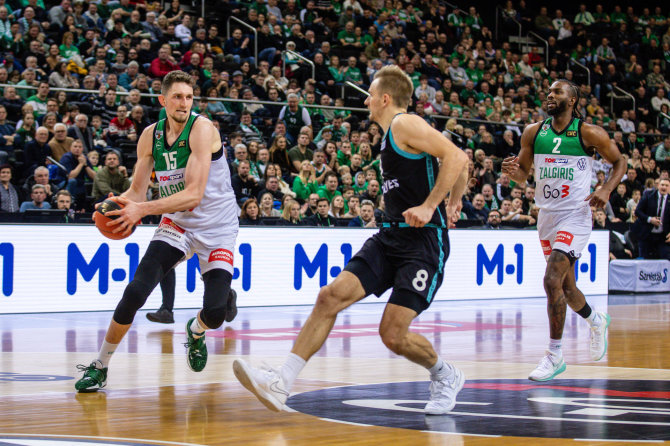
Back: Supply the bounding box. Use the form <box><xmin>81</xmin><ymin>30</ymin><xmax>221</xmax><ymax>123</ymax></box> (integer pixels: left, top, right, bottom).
<box><xmin>576</xmin><ymin>302</ymin><xmax>592</xmax><ymax>319</ymax></box>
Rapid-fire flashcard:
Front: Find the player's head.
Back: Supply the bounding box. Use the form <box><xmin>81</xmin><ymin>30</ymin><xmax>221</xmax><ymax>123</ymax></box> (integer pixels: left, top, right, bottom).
<box><xmin>159</xmin><ymin>70</ymin><xmax>194</xmax><ymax>123</ymax></box>
<box><xmin>547</xmin><ymin>79</ymin><xmax>580</xmax><ymax>118</ymax></box>
<box><xmin>365</xmin><ymin>65</ymin><xmax>413</xmax><ymax>119</ymax></box>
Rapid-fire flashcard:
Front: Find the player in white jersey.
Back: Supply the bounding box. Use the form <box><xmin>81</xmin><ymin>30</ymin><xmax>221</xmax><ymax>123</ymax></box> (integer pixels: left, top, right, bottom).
<box><xmin>502</xmin><ymin>80</ymin><xmax>625</xmax><ymax>381</ymax></box>
<box><xmin>75</xmin><ymin>71</ymin><xmax>239</xmax><ymax>392</ymax></box>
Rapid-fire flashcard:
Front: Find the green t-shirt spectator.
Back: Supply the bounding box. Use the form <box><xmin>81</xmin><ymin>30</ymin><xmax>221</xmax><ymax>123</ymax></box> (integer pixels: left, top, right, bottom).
<box><xmin>317</xmin><ymin>185</ymin><xmax>342</xmax><ymax>203</ymax></box>
<box><xmin>292</xmin><ymin>176</ymin><xmax>319</xmax><ymax>201</ymax></box>
<box><xmin>337</xmin><ymin>30</ymin><xmax>356</xmax><ymax>45</ymax></box>
<box><xmin>59</xmin><ymin>44</ymin><xmax>80</xmax><ymax>60</ymax></box>
<box><xmin>408</xmin><ymin>71</ymin><xmax>421</xmax><ymax>89</ymax></box>
<box><xmin>343</xmin><ymin>66</ymin><xmax>362</xmax><ymax>83</ymax></box>
<box><xmin>328</xmin><ymin>66</ymin><xmax>344</xmax><ymax>82</ymax></box>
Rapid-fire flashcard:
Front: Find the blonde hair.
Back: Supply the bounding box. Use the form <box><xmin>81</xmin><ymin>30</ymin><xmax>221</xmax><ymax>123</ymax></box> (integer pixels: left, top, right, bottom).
<box><xmin>373</xmin><ymin>65</ymin><xmax>413</xmax><ymax>109</ymax></box>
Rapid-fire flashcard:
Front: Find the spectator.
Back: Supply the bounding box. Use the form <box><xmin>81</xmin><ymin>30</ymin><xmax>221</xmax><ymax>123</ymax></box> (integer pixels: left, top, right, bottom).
<box><xmin>464</xmin><ymin>193</ymin><xmax>489</xmax><ymax>221</ymax></box>
<box><xmin>317</xmin><ymin>171</ymin><xmax>342</xmax><ymax>203</ymax></box>
<box><xmin>92</xmin><ymin>151</ymin><xmax>130</xmax><ymax>201</ymax></box>
<box><xmin>107</xmin><ymin>105</ymin><xmax>137</xmax><ymax>146</ymax></box>
<box><xmin>231</xmin><ymin>160</ymin><xmax>260</xmax><ymax>206</ymax></box>
<box><xmin>279</xmin><ymin>93</ymin><xmax>312</xmax><ymax>144</ymax></box>
<box><xmin>48</xmin><ymin>123</ymin><xmax>74</xmax><ymax>161</ymax></box>
<box><xmin>483</xmin><ymin>209</ymin><xmax>503</xmax><ymax>229</ymax></box>
<box><xmin>293</xmin><ymin>160</ymin><xmax>318</xmax><ymax>202</ymax></box>
<box><xmin>149</xmin><ymin>46</ymin><xmax>179</xmax><ymax>78</ymax></box>
<box><xmin>0</xmin><ymin>164</ymin><xmax>20</xmax><ymax>213</ymax></box>
<box><xmin>26</xmin><ymin>82</ymin><xmax>49</xmax><ymax>117</ymax></box>
<box><xmin>288</xmin><ymin>132</ymin><xmax>315</xmax><ymax>173</ymax></box>
<box><xmin>68</xmin><ymin>114</ymin><xmax>95</xmax><ymax>153</ymax></box>
<box><xmin>23</xmin><ymin>165</ymin><xmax>59</xmax><ymax>203</ymax></box>
<box><xmin>239</xmin><ymin>197</ymin><xmax>261</xmax><ymax>225</ymax></box>
<box><xmin>23</xmin><ymin>126</ymin><xmax>52</xmax><ymax>174</ymax></box>
<box><xmin>19</xmin><ymin>184</ymin><xmax>51</xmax><ymax>212</ymax></box>
<box><xmin>278</xmin><ymin>199</ymin><xmax>302</xmax><ymax>226</ymax></box>
<box><xmin>54</xmin><ymin>189</ymin><xmax>75</xmax><ymax>222</ymax></box>
<box><xmin>59</xmin><ymin>139</ymin><xmax>96</xmax><ymax>206</ymax></box>
<box><xmin>304</xmin><ymin>197</ymin><xmax>335</xmax><ymax>226</ymax></box>
<box><xmin>259</xmin><ymin>192</ymin><xmax>281</xmax><ymax>217</ymax></box>
<box><xmin>257</xmin><ymin>175</ymin><xmax>284</xmax><ymax>202</ymax></box>
<box><xmin>348</xmin><ymin>199</ymin><xmax>376</xmax><ymax>227</ymax></box>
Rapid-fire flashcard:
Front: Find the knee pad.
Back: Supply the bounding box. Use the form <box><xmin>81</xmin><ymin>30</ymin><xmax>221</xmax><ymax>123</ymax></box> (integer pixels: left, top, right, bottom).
<box><xmin>113</xmin><ymin>256</ymin><xmax>164</xmax><ymax>325</ymax></box>
<box><xmin>199</xmin><ymin>269</ymin><xmax>232</xmax><ymax>329</ymax></box>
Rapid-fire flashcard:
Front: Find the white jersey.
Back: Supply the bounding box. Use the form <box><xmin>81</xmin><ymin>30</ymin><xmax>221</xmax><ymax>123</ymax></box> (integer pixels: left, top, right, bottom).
<box><xmin>533</xmin><ymin>117</ymin><xmax>593</xmax><ymax>211</ymax></box>
<box><xmin>152</xmin><ymin>113</ymin><xmax>238</xmax><ymax>235</ymax></box>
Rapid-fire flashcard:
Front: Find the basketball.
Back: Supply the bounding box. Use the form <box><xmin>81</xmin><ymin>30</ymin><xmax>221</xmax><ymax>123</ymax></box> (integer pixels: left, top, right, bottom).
<box><xmin>94</xmin><ymin>198</ymin><xmax>135</xmax><ymax>240</ymax></box>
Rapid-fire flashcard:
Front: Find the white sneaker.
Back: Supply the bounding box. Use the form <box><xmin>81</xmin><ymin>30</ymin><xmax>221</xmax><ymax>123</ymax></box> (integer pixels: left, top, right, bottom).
<box><xmin>425</xmin><ymin>366</ymin><xmax>465</xmax><ymax>415</ymax></box>
<box><xmin>232</xmin><ymin>359</ymin><xmax>289</xmax><ymax>412</ymax></box>
<box><xmin>528</xmin><ymin>351</ymin><xmax>566</xmax><ymax>382</ymax></box>
<box><xmin>590</xmin><ymin>312</ymin><xmax>611</xmax><ymax>361</ymax></box>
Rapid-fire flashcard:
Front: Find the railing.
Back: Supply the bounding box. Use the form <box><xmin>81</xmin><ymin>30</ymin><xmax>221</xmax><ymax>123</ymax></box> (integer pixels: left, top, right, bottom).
<box><xmin>611</xmin><ymin>85</ymin><xmax>635</xmax><ymax>118</ymax></box>
<box><xmin>568</xmin><ymin>58</ymin><xmax>591</xmax><ymax>87</ymax></box>
<box><xmin>227</xmin><ymin>16</ymin><xmax>258</xmax><ymax>66</ymax></box>
<box><xmin>528</xmin><ymin>31</ymin><xmax>549</xmax><ymax>66</ymax></box>
<box><xmin>281</xmin><ymin>49</ymin><xmax>315</xmax><ymax>80</ymax></box>
<box><xmin>0</xmin><ymin>83</ymin><xmax>368</xmax><ymax>112</ymax></box>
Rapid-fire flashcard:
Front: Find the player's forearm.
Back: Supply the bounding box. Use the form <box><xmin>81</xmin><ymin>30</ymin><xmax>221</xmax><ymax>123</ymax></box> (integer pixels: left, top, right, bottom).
<box><xmin>601</xmin><ymin>156</ymin><xmax>626</xmax><ymax>194</ymax></box>
<box><xmin>138</xmin><ymin>188</ymin><xmax>202</xmax><ymax>216</ymax></box>
<box><xmin>447</xmin><ymin>168</ymin><xmax>468</xmax><ymax>207</ymax></box>
<box><xmin>425</xmin><ymin>151</ymin><xmax>468</xmax><ymax>210</ymax></box>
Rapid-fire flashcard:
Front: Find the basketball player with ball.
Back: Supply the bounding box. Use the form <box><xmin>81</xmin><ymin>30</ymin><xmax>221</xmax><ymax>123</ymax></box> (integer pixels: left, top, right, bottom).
<box><xmin>75</xmin><ymin>71</ymin><xmax>239</xmax><ymax>392</ymax></box>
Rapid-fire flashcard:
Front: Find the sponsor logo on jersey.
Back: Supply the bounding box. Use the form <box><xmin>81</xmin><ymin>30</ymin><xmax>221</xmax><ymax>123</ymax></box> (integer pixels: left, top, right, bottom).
<box><xmin>178</xmin><ymin>140</ymin><xmax>186</xmax><ymax>148</ymax></box>
<box><xmin>380</xmin><ymin>139</ymin><xmax>386</xmax><ymax>151</ymax></box>
<box><xmin>555</xmin><ymin>231</ymin><xmax>574</xmax><ymax>246</ymax></box>
<box><xmin>209</xmin><ymin>248</ymin><xmax>233</xmax><ymax>264</ymax></box>
<box><xmin>158</xmin><ymin>172</ymin><xmax>184</xmax><ymax>182</ymax></box>
<box><xmin>544</xmin><ymin>157</ymin><xmax>568</xmax><ymax>164</ymax></box>
<box><xmin>539</xmin><ymin>123</ymin><xmax>550</xmax><ymax>136</ymax></box>
<box><xmin>155</xmin><ymin>130</ymin><xmax>163</xmax><ymax>140</ymax></box>
<box><xmin>538</xmin><ymin>166</ymin><xmax>574</xmax><ymax>181</ymax></box>
<box><xmin>577</xmin><ymin>158</ymin><xmax>587</xmax><ymax>171</ymax></box>
<box><xmin>566</xmin><ymin>130</ymin><xmax>577</xmax><ymax>137</ymax></box>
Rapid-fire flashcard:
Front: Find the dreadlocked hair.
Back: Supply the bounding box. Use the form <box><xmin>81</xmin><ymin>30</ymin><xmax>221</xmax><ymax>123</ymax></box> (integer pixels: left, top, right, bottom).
<box><xmin>556</xmin><ymin>79</ymin><xmax>582</xmax><ymax>119</ymax></box>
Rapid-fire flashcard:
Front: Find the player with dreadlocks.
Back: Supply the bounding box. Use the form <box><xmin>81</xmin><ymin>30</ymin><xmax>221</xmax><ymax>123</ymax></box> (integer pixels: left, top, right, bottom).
<box><xmin>502</xmin><ymin>79</ymin><xmax>625</xmax><ymax>381</ymax></box>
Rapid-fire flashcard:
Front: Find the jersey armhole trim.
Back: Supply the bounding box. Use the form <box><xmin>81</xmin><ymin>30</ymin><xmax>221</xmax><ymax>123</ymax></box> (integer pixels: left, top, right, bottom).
<box><xmin>388</xmin><ymin>114</ymin><xmax>426</xmax><ymax>160</ymax></box>
<box><xmin>577</xmin><ymin>119</ymin><xmax>594</xmax><ymax>156</ymax></box>
<box><xmin>530</xmin><ymin>119</ymin><xmax>545</xmax><ymax>154</ymax></box>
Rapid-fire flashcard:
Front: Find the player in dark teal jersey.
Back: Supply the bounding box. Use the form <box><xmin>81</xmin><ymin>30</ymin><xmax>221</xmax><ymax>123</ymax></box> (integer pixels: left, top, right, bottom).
<box><xmin>234</xmin><ymin>65</ymin><xmax>470</xmax><ymax>415</ymax></box>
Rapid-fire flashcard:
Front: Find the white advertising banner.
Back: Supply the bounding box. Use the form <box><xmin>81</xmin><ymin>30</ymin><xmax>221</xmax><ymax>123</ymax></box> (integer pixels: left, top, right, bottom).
<box><xmin>609</xmin><ymin>259</ymin><xmax>670</xmax><ymax>292</ymax></box>
<box><xmin>0</xmin><ymin>225</ymin><xmax>609</xmax><ymax>313</ymax></box>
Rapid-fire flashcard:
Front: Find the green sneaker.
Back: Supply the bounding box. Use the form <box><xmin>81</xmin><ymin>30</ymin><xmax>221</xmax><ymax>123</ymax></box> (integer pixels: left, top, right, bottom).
<box><xmin>185</xmin><ymin>317</ymin><xmax>207</xmax><ymax>372</ymax></box>
<box><xmin>75</xmin><ymin>362</ymin><xmax>108</xmax><ymax>392</ymax></box>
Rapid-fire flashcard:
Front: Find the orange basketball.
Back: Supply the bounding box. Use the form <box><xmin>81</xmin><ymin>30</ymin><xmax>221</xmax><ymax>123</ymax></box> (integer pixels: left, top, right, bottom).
<box><xmin>94</xmin><ymin>198</ymin><xmax>135</xmax><ymax>240</ymax></box>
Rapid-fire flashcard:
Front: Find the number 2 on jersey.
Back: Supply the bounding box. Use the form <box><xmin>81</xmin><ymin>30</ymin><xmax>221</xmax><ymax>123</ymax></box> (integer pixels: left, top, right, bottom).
<box><xmin>163</xmin><ymin>152</ymin><xmax>177</xmax><ymax>170</ymax></box>
<box><xmin>552</xmin><ymin>137</ymin><xmax>562</xmax><ymax>154</ymax></box>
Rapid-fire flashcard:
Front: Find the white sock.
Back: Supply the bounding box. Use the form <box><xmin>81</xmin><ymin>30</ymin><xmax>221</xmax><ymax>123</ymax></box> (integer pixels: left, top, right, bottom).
<box><xmin>97</xmin><ymin>340</ymin><xmax>119</xmax><ymax>368</ymax></box>
<box><xmin>190</xmin><ymin>317</ymin><xmax>206</xmax><ymax>339</ymax></box>
<box><xmin>428</xmin><ymin>357</ymin><xmax>454</xmax><ymax>381</ymax></box>
<box><xmin>548</xmin><ymin>339</ymin><xmax>562</xmax><ymax>357</ymax></box>
<box><xmin>280</xmin><ymin>353</ymin><xmax>306</xmax><ymax>391</ymax></box>
<box><xmin>586</xmin><ymin>310</ymin><xmax>601</xmax><ymax>327</ymax></box>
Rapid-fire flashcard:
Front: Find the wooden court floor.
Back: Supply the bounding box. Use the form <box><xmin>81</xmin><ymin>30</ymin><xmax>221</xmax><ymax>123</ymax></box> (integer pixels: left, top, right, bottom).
<box><xmin>0</xmin><ymin>294</ymin><xmax>669</xmax><ymax>446</ymax></box>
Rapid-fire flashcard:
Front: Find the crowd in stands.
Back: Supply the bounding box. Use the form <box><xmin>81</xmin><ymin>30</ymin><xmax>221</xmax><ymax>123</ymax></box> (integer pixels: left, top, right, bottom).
<box><xmin>0</xmin><ymin>0</ymin><xmax>668</xmax><ymax>259</ymax></box>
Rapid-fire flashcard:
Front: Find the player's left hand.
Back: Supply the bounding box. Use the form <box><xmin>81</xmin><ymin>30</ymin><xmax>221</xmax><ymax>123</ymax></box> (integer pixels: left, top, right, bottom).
<box><xmin>446</xmin><ymin>201</ymin><xmax>462</xmax><ymax>225</ymax></box>
<box><xmin>105</xmin><ymin>196</ymin><xmax>144</xmax><ymax>236</ymax></box>
<box><xmin>402</xmin><ymin>204</ymin><xmax>434</xmax><ymax>227</ymax></box>
<box><xmin>585</xmin><ymin>188</ymin><xmax>610</xmax><ymax>208</ymax></box>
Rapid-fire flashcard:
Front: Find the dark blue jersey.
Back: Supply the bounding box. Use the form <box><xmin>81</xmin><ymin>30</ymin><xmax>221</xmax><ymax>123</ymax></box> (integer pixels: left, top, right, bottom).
<box><xmin>379</xmin><ymin>113</ymin><xmax>447</xmax><ymax>227</ymax></box>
